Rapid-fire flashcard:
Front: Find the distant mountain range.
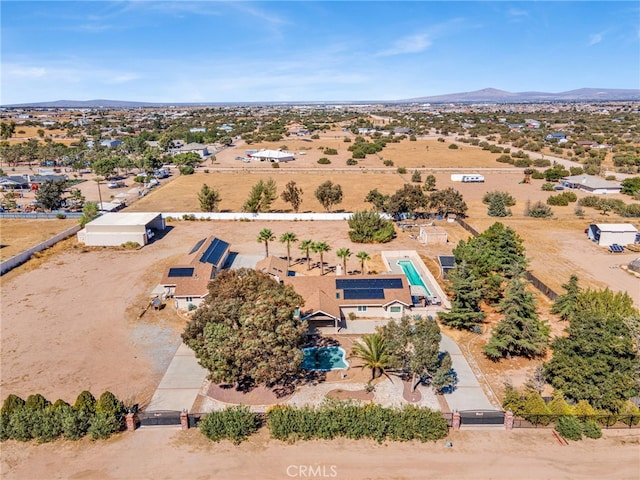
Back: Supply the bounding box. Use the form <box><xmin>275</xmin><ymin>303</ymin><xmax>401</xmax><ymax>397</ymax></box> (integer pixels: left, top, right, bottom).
<box><xmin>3</xmin><ymin>88</ymin><xmax>639</xmax><ymax>108</ymax></box>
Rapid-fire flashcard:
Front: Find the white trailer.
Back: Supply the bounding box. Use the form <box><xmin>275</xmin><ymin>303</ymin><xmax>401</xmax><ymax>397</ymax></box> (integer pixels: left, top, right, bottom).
<box><xmin>451</xmin><ymin>174</ymin><xmax>485</xmax><ymax>183</ymax></box>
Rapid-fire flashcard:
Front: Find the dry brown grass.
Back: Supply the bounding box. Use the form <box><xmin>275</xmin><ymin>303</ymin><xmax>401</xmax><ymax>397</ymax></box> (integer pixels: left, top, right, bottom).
<box><xmin>0</xmin><ymin>218</ymin><xmax>79</xmax><ymax>261</ymax></box>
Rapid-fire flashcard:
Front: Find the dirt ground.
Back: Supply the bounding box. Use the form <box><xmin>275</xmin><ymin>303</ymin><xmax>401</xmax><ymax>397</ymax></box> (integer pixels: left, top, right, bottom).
<box><xmin>1</xmin><ymin>428</ymin><xmax>638</xmax><ymax>480</ymax></box>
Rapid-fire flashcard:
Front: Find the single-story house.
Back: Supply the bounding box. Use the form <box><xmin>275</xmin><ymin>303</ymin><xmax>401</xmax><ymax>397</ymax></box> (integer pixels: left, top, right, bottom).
<box><xmin>87</xmin><ymin>139</ymin><xmax>122</xmax><ymax>149</ymax></box>
<box><xmin>561</xmin><ymin>174</ymin><xmax>621</xmax><ymax>194</ymax></box>
<box><xmin>587</xmin><ymin>224</ymin><xmax>639</xmax><ymax>247</ymax></box>
<box><xmin>419</xmin><ymin>225</ymin><xmax>448</xmax><ymax>245</ymax></box>
<box><xmin>255</xmin><ymin>256</ymin><xmax>292</xmax><ymax>282</ymax></box>
<box><xmin>171</xmin><ymin>142</ymin><xmax>209</xmax><ymax>158</ymax></box>
<box><xmin>248</xmin><ymin>149</ymin><xmax>295</xmax><ymax>163</ymax></box>
<box><xmin>0</xmin><ymin>174</ymin><xmax>67</xmax><ymax>191</ymax></box>
<box><xmin>159</xmin><ymin>237</ymin><xmax>230</xmax><ymax>311</ymax></box>
<box><xmin>283</xmin><ymin>274</ymin><xmax>413</xmax><ymax>332</ymax></box>
<box><xmin>546</xmin><ymin>132</ymin><xmax>567</xmax><ymax>141</ymax></box>
<box><xmin>77</xmin><ymin>212</ymin><xmax>165</xmax><ymax>247</ymax></box>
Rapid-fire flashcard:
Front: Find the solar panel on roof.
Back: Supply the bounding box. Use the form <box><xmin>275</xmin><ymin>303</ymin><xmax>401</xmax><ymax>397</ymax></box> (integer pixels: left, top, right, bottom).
<box><xmin>336</xmin><ymin>278</ymin><xmax>403</xmax><ymax>290</ymax></box>
<box><xmin>168</xmin><ymin>267</ymin><xmax>195</xmax><ymax>277</ymax></box>
<box><xmin>610</xmin><ymin>244</ymin><xmax>624</xmax><ymax>253</ymax></box>
<box><xmin>189</xmin><ymin>238</ymin><xmax>206</xmax><ymax>255</ymax></box>
<box><xmin>343</xmin><ymin>288</ymin><xmax>385</xmax><ymax>300</ymax></box>
<box><xmin>200</xmin><ymin>238</ymin><xmax>229</xmax><ymax>265</ymax></box>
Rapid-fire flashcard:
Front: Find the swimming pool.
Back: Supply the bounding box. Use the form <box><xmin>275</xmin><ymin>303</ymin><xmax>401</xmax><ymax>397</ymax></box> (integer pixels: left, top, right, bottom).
<box><xmin>398</xmin><ymin>260</ymin><xmax>432</xmax><ymax>296</ymax></box>
<box><xmin>301</xmin><ymin>346</ymin><xmax>349</xmax><ymax>371</ymax></box>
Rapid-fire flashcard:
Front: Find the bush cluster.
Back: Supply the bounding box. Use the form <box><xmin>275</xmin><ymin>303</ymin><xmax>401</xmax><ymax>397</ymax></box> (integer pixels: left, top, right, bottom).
<box><xmin>1</xmin><ymin>391</ymin><xmax>126</xmax><ymax>443</ymax></box>
<box><xmin>199</xmin><ymin>406</ymin><xmax>260</xmax><ymax>444</ymax></box>
<box><xmin>266</xmin><ymin>401</ymin><xmax>448</xmax><ymax>444</ymax></box>
<box><xmin>547</xmin><ymin>192</ymin><xmax>578</xmax><ymax>206</ymax></box>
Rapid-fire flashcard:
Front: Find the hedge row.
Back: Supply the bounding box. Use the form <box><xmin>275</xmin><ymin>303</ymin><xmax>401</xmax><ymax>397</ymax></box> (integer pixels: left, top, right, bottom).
<box><xmin>266</xmin><ymin>401</ymin><xmax>448</xmax><ymax>444</ymax></box>
<box><xmin>1</xmin><ymin>391</ymin><xmax>127</xmax><ymax>443</ymax></box>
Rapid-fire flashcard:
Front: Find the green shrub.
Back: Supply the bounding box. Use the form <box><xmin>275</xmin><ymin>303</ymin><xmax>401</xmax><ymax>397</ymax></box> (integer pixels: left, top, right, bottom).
<box><xmin>496</xmin><ymin>155</ymin><xmax>514</xmax><ymax>164</ymax></box>
<box><xmin>311</xmin><ymin>134</ymin><xmax>320</xmax><ymax>139</ymax></box>
<box><xmin>182</xmin><ymin>214</ymin><xmax>197</xmax><ymax>221</ymax></box>
<box><xmin>527</xmin><ymin>201</ymin><xmax>553</xmax><ymax>218</ymax></box>
<box><xmin>346</xmin><ymin>159</ymin><xmax>358</xmax><ymax>166</ymax></box>
<box><xmin>32</xmin><ymin>408</ymin><xmax>63</xmax><ymax>443</ymax></box>
<box><xmin>448</xmin><ymin>143</ymin><xmax>459</xmax><ymax>149</ymax></box>
<box><xmin>396</xmin><ymin>167</ymin><xmax>407</xmax><ymax>174</ymax></box>
<box><xmin>317</xmin><ymin>157</ymin><xmax>331</xmax><ymax>165</ymax></box>
<box><xmin>547</xmin><ymin>194</ymin><xmax>570</xmax><ymax>206</ymax></box>
<box><xmin>513</xmin><ymin>158</ymin><xmax>532</xmax><ymax>167</ymax></box>
<box><xmin>411</xmin><ymin>170</ymin><xmax>422</xmax><ymax>183</ymax></box>
<box><xmin>199</xmin><ymin>406</ymin><xmax>259</xmax><ymax>444</ymax></box>
<box><xmin>56</xmin><ymin>213</ymin><xmax>67</xmax><ymax>219</ymax></box>
<box><xmin>25</xmin><ymin>394</ymin><xmax>51</xmax><ymax>411</ymax></box>
<box><xmin>409</xmin><ymin>135</ymin><xmax>417</xmax><ymax>141</ymax></box>
<box><xmin>60</xmin><ymin>406</ymin><xmax>89</xmax><ymax>440</ymax></box>
<box><xmin>383</xmin><ymin>160</ymin><xmax>394</xmax><ymax>167</ymax></box>
<box><xmin>121</xmin><ymin>241</ymin><xmax>140</xmax><ymax>249</ymax></box>
<box><xmin>555</xmin><ymin>416</ymin><xmax>583</xmax><ymax>441</ymax></box>
<box><xmin>271</xmin><ymin>162</ymin><xmax>280</xmax><ymax>168</ymax></box>
<box><xmin>343</xmin><ymin>137</ymin><xmax>352</xmax><ymax>143</ymax></box>
<box><xmin>533</xmin><ymin>158</ymin><xmax>551</xmax><ymax>167</ymax></box>
<box><xmin>324</xmin><ymin>148</ymin><xmax>338</xmax><ymax>155</ymax></box>
<box><xmin>2</xmin><ymin>394</ymin><xmax>25</xmax><ymax>415</ymax></box>
<box><xmin>8</xmin><ymin>408</ymin><xmax>35</xmax><ymax>441</ymax></box>
<box><xmin>582</xmin><ymin>420</ymin><xmax>602</xmax><ymax>439</ymax></box>
<box><xmin>88</xmin><ymin>413</ymin><xmax>121</xmax><ymax>440</ymax></box>
<box><xmin>348</xmin><ymin>210</ymin><xmax>395</xmax><ymax>243</ymax></box>
<box><xmin>531</xmin><ymin>170</ymin><xmax>545</xmax><ymax>179</ymax></box>
<box><xmin>179</xmin><ymin>165</ymin><xmax>195</xmax><ymax>175</ymax></box>
<box><xmin>542</xmin><ymin>183</ymin><xmax>556</xmax><ymax>191</ymax></box>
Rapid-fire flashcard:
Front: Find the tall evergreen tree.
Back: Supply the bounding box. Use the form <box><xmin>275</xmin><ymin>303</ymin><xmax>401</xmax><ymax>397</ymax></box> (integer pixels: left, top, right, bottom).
<box><xmin>484</xmin><ymin>274</ymin><xmax>550</xmax><ymax>360</ymax></box>
<box><xmin>551</xmin><ymin>274</ymin><xmax>581</xmax><ymax>321</ymax></box>
<box><xmin>438</xmin><ymin>261</ymin><xmax>485</xmax><ymax>330</ymax></box>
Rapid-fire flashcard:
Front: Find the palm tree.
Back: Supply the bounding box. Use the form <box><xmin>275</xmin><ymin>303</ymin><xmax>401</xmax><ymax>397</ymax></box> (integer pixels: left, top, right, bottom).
<box><xmin>311</xmin><ymin>241</ymin><xmax>331</xmax><ymax>275</ymax></box>
<box><xmin>356</xmin><ymin>251</ymin><xmax>370</xmax><ymax>274</ymax></box>
<box><xmin>257</xmin><ymin>228</ymin><xmax>275</xmax><ymax>258</ymax></box>
<box><xmin>351</xmin><ymin>333</ymin><xmax>392</xmax><ymax>381</ymax></box>
<box><xmin>279</xmin><ymin>232</ymin><xmax>298</xmax><ymax>267</ymax></box>
<box><xmin>336</xmin><ymin>248</ymin><xmax>352</xmax><ymax>275</ymax></box>
<box><xmin>299</xmin><ymin>239</ymin><xmax>314</xmax><ymax>271</ymax></box>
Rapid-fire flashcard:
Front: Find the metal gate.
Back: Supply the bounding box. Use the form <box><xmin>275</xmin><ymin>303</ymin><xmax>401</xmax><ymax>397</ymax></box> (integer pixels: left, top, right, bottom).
<box><xmin>138</xmin><ymin>410</ymin><xmax>182</xmax><ymax>427</ymax></box>
<box><xmin>459</xmin><ymin>410</ymin><xmax>505</xmax><ymax>426</ymax></box>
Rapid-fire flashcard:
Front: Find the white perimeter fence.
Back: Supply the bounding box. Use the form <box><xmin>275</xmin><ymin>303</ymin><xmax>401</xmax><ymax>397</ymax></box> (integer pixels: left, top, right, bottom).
<box><xmin>0</xmin><ymin>224</ymin><xmax>81</xmax><ymax>275</ymax></box>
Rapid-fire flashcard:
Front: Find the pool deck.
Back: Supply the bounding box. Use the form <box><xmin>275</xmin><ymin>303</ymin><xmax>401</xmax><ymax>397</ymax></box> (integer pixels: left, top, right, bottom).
<box><xmin>381</xmin><ymin>250</ymin><xmax>451</xmax><ymax>309</ymax></box>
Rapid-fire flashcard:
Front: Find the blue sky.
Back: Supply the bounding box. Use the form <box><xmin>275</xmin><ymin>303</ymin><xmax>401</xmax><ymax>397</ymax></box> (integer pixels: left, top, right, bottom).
<box><xmin>2</xmin><ymin>1</ymin><xmax>639</xmax><ymax>104</ymax></box>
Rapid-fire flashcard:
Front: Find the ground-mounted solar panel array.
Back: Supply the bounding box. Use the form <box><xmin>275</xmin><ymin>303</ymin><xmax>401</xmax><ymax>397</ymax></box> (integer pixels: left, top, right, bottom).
<box><xmin>343</xmin><ymin>288</ymin><xmax>386</xmax><ymax>300</ymax></box>
<box><xmin>609</xmin><ymin>244</ymin><xmax>625</xmax><ymax>253</ymax></box>
<box><xmin>200</xmin><ymin>238</ymin><xmax>229</xmax><ymax>265</ymax></box>
<box><xmin>168</xmin><ymin>267</ymin><xmax>195</xmax><ymax>277</ymax></box>
<box><xmin>335</xmin><ymin>278</ymin><xmax>403</xmax><ymax>290</ymax></box>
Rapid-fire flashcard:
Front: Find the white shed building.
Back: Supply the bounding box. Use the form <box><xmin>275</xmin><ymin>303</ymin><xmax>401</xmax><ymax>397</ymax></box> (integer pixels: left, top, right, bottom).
<box><xmin>587</xmin><ymin>223</ymin><xmax>639</xmax><ymax>246</ymax></box>
<box><xmin>248</xmin><ymin>149</ymin><xmax>295</xmax><ymax>163</ymax></box>
<box><xmin>77</xmin><ymin>212</ymin><xmax>165</xmax><ymax>247</ymax></box>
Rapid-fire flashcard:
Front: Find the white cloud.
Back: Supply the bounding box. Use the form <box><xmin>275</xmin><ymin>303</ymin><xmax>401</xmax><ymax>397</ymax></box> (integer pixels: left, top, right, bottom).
<box><xmin>507</xmin><ymin>8</ymin><xmax>529</xmax><ymax>17</ymax></box>
<box><xmin>107</xmin><ymin>73</ymin><xmax>141</xmax><ymax>84</ymax></box>
<box><xmin>4</xmin><ymin>65</ymin><xmax>47</xmax><ymax>78</ymax></box>
<box><xmin>377</xmin><ymin>33</ymin><xmax>432</xmax><ymax>57</ymax></box>
<box><xmin>588</xmin><ymin>33</ymin><xmax>603</xmax><ymax>46</ymax></box>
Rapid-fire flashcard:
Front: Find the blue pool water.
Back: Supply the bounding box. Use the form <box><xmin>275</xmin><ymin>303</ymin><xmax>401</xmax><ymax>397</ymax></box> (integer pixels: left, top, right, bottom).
<box><xmin>302</xmin><ymin>347</ymin><xmax>349</xmax><ymax>371</ymax></box>
<box><xmin>398</xmin><ymin>260</ymin><xmax>432</xmax><ymax>296</ymax></box>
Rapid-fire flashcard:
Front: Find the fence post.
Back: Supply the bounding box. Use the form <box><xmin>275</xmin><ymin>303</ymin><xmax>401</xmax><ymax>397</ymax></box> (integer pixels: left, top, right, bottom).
<box><xmin>452</xmin><ymin>410</ymin><xmax>461</xmax><ymax>430</ymax></box>
<box><xmin>504</xmin><ymin>410</ymin><xmax>514</xmax><ymax>430</ymax></box>
<box><xmin>180</xmin><ymin>409</ymin><xmax>189</xmax><ymax>430</ymax></box>
<box><xmin>125</xmin><ymin>412</ymin><xmax>136</xmax><ymax>432</ymax></box>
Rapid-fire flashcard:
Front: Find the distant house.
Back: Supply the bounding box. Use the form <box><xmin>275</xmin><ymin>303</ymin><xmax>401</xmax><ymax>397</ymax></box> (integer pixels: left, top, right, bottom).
<box><xmin>101</xmin><ymin>139</ymin><xmax>122</xmax><ymax>148</ymax></box>
<box><xmin>171</xmin><ymin>142</ymin><xmax>209</xmax><ymax>158</ymax></box>
<box><xmin>248</xmin><ymin>149</ymin><xmax>295</xmax><ymax>163</ymax></box>
<box><xmin>561</xmin><ymin>174</ymin><xmax>621</xmax><ymax>194</ymax></box>
<box><xmin>255</xmin><ymin>256</ymin><xmax>292</xmax><ymax>282</ymax></box>
<box><xmin>587</xmin><ymin>224</ymin><xmax>639</xmax><ymax>247</ymax></box>
<box><xmin>545</xmin><ymin>132</ymin><xmax>567</xmax><ymax>141</ymax></box>
<box><xmin>189</xmin><ymin>127</ymin><xmax>207</xmax><ymax>133</ymax></box>
<box><xmin>283</xmin><ymin>275</ymin><xmax>413</xmax><ymax>333</ymax></box>
<box><xmin>0</xmin><ymin>174</ymin><xmax>67</xmax><ymax>191</ymax></box>
<box><xmin>159</xmin><ymin>237</ymin><xmax>230</xmax><ymax>311</ymax></box>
